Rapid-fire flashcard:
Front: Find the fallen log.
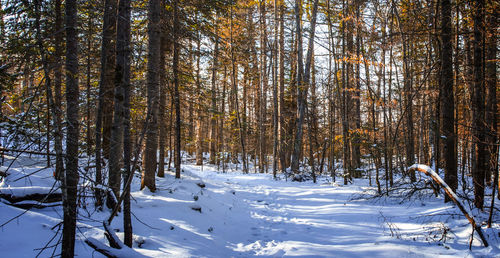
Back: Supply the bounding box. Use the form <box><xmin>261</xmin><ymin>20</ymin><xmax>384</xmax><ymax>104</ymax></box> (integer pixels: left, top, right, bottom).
<box><xmin>0</xmin><ymin>147</ymin><xmax>61</xmax><ymax>156</ymax></box>
<box><xmin>409</xmin><ymin>164</ymin><xmax>489</xmax><ymax>247</ymax></box>
<box><xmin>2</xmin><ymin>200</ymin><xmax>61</xmax><ymax>209</ymax></box>
<box><xmin>103</xmin><ymin>221</ymin><xmax>123</xmax><ymax>249</ymax></box>
<box><xmin>85</xmin><ymin>236</ymin><xmax>147</xmax><ymax>258</ymax></box>
<box><xmin>0</xmin><ymin>186</ymin><xmax>62</xmax><ymax>204</ymax></box>
<box><xmin>85</xmin><ymin>238</ymin><xmax>118</xmax><ymax>258</ymax></box>
<box><xmin>0</xmin><ymin>192</ymin><xmax>62</xmax><ymax>204</ymax></box>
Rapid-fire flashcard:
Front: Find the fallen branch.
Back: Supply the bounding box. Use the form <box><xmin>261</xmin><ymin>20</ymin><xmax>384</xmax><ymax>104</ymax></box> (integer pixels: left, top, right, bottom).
<box><xmin>85</xmin><ymin>236</ymin><xmax>147</xmax><ymax>258</ymax></box>
<box><xmin>103</xmin><ymin>221</ymin><xmax>123</xmax><ymax>249</ymax></box>
<box><xmin>409</xmin><ymin>164</ymin><xmax>489</xmax><ymax>247</ymax></box>
<box><xmin>1</xmin><ymin>200</ymin><xmax>61</xmax><ymax>209</ymax></box>
<box><xmin>85</xmin><ymin>237</ymin><xmax>118</xmax><ymax>258</ymax></box>
<box><xmin>0</xmin><ymin>192</ymin><xmax>62</xmax><ymax>204</ymax></box>
<box><xmin>0</xmin><ymin>147</ymin><xmax>61</xmax><ymax>157</ymax></box>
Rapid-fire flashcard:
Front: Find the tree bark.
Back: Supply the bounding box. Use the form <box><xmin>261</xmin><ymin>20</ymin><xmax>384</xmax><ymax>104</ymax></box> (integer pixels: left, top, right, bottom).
<box><xmin>290</xmin><ymin>0</ymin><xmax>319</xmax><ymax>177</ymax></box>
<box><xmin>272</xmin><ymin>0</ymin><xmax>279</xmax><ymax>178</ymax></box>
<box><xmin>97</xmin><ymin>0</ymin><xmax>118</xmax><ymax>161</ymax></box>
<box><xmin>195</xmin><ymin>23</ymin><xmax>204</xmax><ymax>166</ymax></box>
<box><xmin>259</xmin><ymin>0</ymin><xmax>268</xmax><ymax>174</ymax></box>
<box><xmin>158</xmin><ymin>5</ymin><xmax>168</xmax><ymax>178</ymax></box>
<box><xmin>173</xmin><ymin>0</ymin><xmax>182</xmax><ymax>179</ymax></box>
<box><xmin>115</xmin><ymin>0</ymin><xmax>132</xmax><ymax>246</ymax></box>
<box><xmin>278</xmin><ymin>0</ymin><xmax>286</xmax><ymax>173</ymax></box>
<box><xmin>472</xmin><ymin>0</ymin><xmax>486</xmax><ymax>209</ymax></box>
<box><xmin>209</xmin><ymin>17</ymin><xmax>219</xmax><ymax>165</ymax></box>
<box><xmin>341</xmin><ymin>0</ymin><xmax>352</xmax><ymax>184</ymax></box>
<box><xmin>62</xmin><ymin>0</ymin><xmax>79</xmax><ymax>256</ymax></box>
<box><xmin>230</xmin><ymin>4</ymin><xmax>248</xmax><ymax>173</ymax></box>
<box><xmin>440</xmin><ymin>0</ymin><xmax>457</xmax><ymax>202</ymax></box>
<box><xmin>53</xmin><ymin>0</ymin><xmax>64</xmax><ymax>181</ymax></box>
<box><xmin>142</xmin><ymin>0</ymin><xmax>162</xmax><ymax>191</ymax></box>
<box><xmin>95</xmin><ymin>0</ymin><xmax>117</xmax><ymax>206</ymax></box>
<box><xmin>352</xmin><ymin>1</ymin><xmax>362</xmax><ymax>172</ymax></box>
<box><xmin>485</xmin><ymin>3</ymin><xmax>498</xmax><ymax>194</ymax></box>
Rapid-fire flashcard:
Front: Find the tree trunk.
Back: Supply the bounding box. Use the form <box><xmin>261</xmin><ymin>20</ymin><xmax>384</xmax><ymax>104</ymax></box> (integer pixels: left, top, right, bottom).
<box><xmin>108</xmin><ymin>0</ymin><xmax>133</xmax><ymax>208</ymax></box>
<box><xmin>158</xmin><ymin>6</ymin><xmax>168</xmax><ymax>178</ymax></box>
<box><xmin>341</xmin><ymin>0</ymin><xmax>352</xmax><ymax>184</ymax></box>
<box><xmin>142</xmin><ymin>0</ymin><xmax>162</xmax><ymax>191</ymax></box>
<box><xmin>278</xmin><ymin>0</ymin><xmax>286</xmax><ymax>173</ymax></box>
<box><xmin>100</xmin><ymin>0</ymin><xmax>118</xmax><ymax>160</ymax></box>
<box><xmin>85</xmin><ymin>4</ymin><xmax>93</xmax><ymax>163</ymax></box>
<box><xmin>290</xmin><ymin>0</ymin><xmax>319</xmax><ymax>177</ymax></box>
<box><xmin>272</xmin><ymin>0</ymin><xmax>279</xmax><ymax>178</ymax></box>
<box><xmin>230</xmin><ymin>4</ymin><xmax>248</xmax><ymax>173</ymax></box>
<box><xmin>485</xmin><ymin>4</ymin><xmax>498</xmax><ymax>194</ymax></box>
<box><xmin>173</xmin><ymin>0</ymin><xmax>182</xmax><ymax>179</ymax></box>
<box><xmin>53</xmin><ymin>0</ymin><xmax>64</xmax><ymax>181</ymax></box>
<box><xmin>195</xmin><ymin>25</ymin><xmax>204</xmax><ymax>166</ymax></box>
<box><xmin>472</xmin><ymin>0</ymin><xmax>486</xmax><ymax>209</ymax></box>
<box><xmin>403</xmin><ymin>34</ymin><xmax>415</xmax><ymax>182</ymax></box>
<box><xmin>116</xmin><ymin>0</ymin><xmax>132</xmax><ymax>246</ymax></box>
<box><xmin>95</xmin><ymin>0</ymin><xmax>117</xmax><ymax>206</ymax></box>
<box><xmin>62</xmin><ymin>0</ymin><xmax>79</xmax><ymax>256</ymax></box>
<box><xmin>352</xmin><ymin>1</ymin><xmax>362</xmax><ymax>172</ymax></box>
<box><xmin>290</xmin><ymin>0</ymin><xmax>304</xmax><ymax>175</ymax></box>
<box><xmin>209</xmin><ymin>17</ymin><xmax>219</xmax><ymax>165</ymax></box>
<box><xmin>440</xmin><ymin>0</ymin><xmax>457</xmax><ymax>202</ymax></box>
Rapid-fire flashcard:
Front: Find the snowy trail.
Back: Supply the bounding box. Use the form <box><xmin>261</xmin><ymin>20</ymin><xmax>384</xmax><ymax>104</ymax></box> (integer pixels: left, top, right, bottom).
<box><xmin>127</xmin><ymin>164</ymin><xmax>479</xmax><ymax>257</ymax></box>
<box><xmin>1</xmin><ymin>158</ymin><xmax>497</xmax><ymax>257</ymax></box>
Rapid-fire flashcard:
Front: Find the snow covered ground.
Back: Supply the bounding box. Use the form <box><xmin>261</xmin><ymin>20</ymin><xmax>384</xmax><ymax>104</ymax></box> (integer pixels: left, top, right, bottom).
<box><xmin>1</xmin><ymin>154</ymin><xmax>499</xmax><ymax>257</ymax></box>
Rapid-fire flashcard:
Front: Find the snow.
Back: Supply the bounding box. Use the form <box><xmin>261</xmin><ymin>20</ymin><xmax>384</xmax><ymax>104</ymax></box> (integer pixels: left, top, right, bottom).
<box><xmin>0</xmin><ymin>186</ymin><xmax>61</xmax><ymax>196</ymax></box>
<box><xmin>1</xmin><ymin>154</ymin><xmax>500</xmax><ymax>257</ymax></box>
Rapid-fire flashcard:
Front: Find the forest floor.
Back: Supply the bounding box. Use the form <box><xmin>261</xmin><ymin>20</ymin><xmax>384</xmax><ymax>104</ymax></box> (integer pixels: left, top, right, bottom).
<box><xmin>0</xmin><ymin>153</ymin><xmax>499</xmax><ymax>257</ymax></box>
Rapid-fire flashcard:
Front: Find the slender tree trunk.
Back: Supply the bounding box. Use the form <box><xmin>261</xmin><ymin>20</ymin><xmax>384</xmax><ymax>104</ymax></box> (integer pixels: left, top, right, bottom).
<box><xmin>352</xmin><ymin>1</ymin><xmax>362</xmax><ymax>172</ymax></box>
<box><xmin>290</xmin><ymin>0</ymin><xmax>304</xmax><ymax>175</ymax></box>
<box><xmin>259</xmin><ymin>0</ymin><xmax>268</xmax><ymax>173</ymax></box>
<box><xmin>441</xmin><ymin>0</ymin><xmax>457</xmax><ymax>202</ymax></box>
<box><xmin>195</xmin><ymin>25</ymin><xmax>204</xmax><ymax>166</ymax></box>
<box><xmin>108</xmin><ymin>0</ymin><xmax>133</xmax><ymax>208</ymax></box>
<box><xmin>230</xmin><ymin>5</ymin><xmax>248</xmax><ymax>173</ymax></box>
<box><xmin>173</xmin><ymin>0</ymin><xmax>182</xmax><ymax>179</ymax></box>
<box><xmin>388</xmin><ymin>6</ymin><xmax>394</xmax><ymax>186</ymax></box>
<box><xmin>167</xmin><ymin>99</ymin><xmax>174</xmax><ymax>171</ymax></box>
<box><xmin>272</xmin><ymin>0</ymin><xmax>279</xmax><ymax>178</ymax></box>
<box><xmin>219</xmin><ymin>66</ymin><xmax>227</xmax><ymax>171</ymax></box>
<box><xmin>100</xmin><ymin>0</ymin><xmax>118</xmax><ymax>160</ymax></box>
<box><xmin>115</xmin><ymin>0</ymin><xmax>133</xmax><ymax>246</ymax></box>
<box><xmin>95</xmin><ymin>0</ymin><xmax>117</xmax><ymax>206</ymax></box>
<box><xmin>403</xmin><ymin>36</ymin><xmax>415</xmax><ymax>182</ymax></box>
<box><xmin>61</xmin><ymin>0</ymin><xmax>79</xmax><ymax>256</ymax></box>
<box><xmin>380</xmin><ymin>13</ymin><xmax>389</xmax><ymax>194</ymax></box>
<box><xmin>278</xmin><ymin>0</ymin><xmax>286</xmax><ymax>173</ymax></box>
<box><xmin>86</xmin><ymin>4</ymin><xmax>93</xmax><ymax>162</ymax></box>
<box><xmin>53</xmin><ymin>0</ymin><xmax>65</xmax><ymax>182</ymax></box>
<box><xmin>341</xmin><ymin>0</ymin><xmax>351</xmax><ymax>185</ymax></box>
<box><xmin>142</xmin><ymin>0</ymin><xmax>162</xmax><ymax>191</ymax></box>
<box><xmin>158</xmin><ymin>6</ymin><xmax>168</xmax><ymax>178</ymax></box>
<box><xmin>472</xmin><ymin>0</ymin><xmax>486</xmax><ymax>209</ymax></box>
<box><xmin>209</xmin><ymin>18</ymin><xmax>219</xmax><ymax>165</ymax></box>
<box><xmin>484</xmin><ymin>4</ymin><xmax>498</xmax><ymax>195</ymax></box>
<box><xmin>290</xmin><ymin>0</ymin><xmax>319</xmax><ymax>177</ymax></box>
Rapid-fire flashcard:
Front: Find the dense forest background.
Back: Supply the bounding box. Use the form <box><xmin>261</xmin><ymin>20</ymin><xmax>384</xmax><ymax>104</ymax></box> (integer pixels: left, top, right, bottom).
<box><xmin>0</xmin><ymin>0</ymin><xmax>497</xmax><ymax>256</ymax></box>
